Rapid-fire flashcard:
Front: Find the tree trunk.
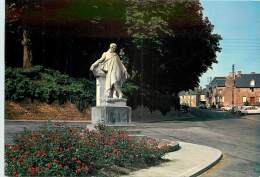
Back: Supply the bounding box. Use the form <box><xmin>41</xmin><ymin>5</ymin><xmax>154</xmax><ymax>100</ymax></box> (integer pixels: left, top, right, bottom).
<box><xmin>21</xmin><ymin>29</ymin><xmax>32</xmax><ymax>68</ymax></box>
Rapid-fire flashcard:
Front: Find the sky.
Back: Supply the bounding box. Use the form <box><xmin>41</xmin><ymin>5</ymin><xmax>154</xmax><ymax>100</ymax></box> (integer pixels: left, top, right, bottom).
<box><xmin>200</xmin><ymin>0</ymin><xmax>260</xmax><ymax>87</ymax></box>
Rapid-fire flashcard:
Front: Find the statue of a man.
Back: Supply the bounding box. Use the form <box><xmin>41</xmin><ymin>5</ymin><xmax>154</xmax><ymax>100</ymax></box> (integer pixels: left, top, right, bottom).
<box><xmin>90</xmin><ymin>43</ymin><xmax>129</xmax><ymax>98</ymax></box>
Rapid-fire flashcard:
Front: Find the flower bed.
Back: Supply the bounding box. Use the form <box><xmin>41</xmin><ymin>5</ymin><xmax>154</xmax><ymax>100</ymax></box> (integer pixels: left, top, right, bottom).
<box><xmin>5</xmin><ymin>124</ymin><xmax>168</xmax><ymax>177</ymax></box>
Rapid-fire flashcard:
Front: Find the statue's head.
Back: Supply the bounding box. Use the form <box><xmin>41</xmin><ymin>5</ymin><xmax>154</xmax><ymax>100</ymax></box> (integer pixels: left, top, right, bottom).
<box><xmin>109</xmin><ymin>43</ymin><xmax>117</xmax><ymax>52</ymax></box>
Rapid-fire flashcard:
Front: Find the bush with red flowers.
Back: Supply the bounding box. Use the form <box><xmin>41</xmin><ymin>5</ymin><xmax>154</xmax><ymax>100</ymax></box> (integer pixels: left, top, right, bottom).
<box><xmin>5</xmin><ymin>123</ymin><xmax>167</xmax><ymax>176</ymax></box>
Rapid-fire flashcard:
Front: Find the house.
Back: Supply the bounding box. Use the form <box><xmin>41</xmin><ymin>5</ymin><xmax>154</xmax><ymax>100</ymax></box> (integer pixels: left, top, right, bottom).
<box><xmin>207</xmin><ymin>77</ymin><xmax>226</xmax><ymax>108</ymax></box>
<box><xmin>179</xmin><ymin>88</ymin><xmax>206</xmax><ymax>107</ymax></box>
<box><xmin>207</xmin><ymin>72</ymin><xmax>260</xmax><ymax>107</ymax></box>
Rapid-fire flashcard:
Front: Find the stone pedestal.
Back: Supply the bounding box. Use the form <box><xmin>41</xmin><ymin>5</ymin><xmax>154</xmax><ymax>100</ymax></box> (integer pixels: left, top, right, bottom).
<box><xmin>91</xmin><ymin>74</ymin><xmax>132</xmax><ymax>125</ymax></box>
<box><xmin>91</xmin><ymin>106</ymin><xmax>131</xmax><ymax>124</ymax></box>
<box><xmin>94</xmin><ymin>71</ymin><xmax>106</xmax><ymax>106</ymax></box>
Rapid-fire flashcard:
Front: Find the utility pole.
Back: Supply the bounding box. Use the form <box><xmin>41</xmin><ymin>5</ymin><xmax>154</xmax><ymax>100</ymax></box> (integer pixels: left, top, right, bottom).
<box><xmin>232</xmin><ymin>64</ymin><xmax>235</xmax><ymax>110</ymax></box>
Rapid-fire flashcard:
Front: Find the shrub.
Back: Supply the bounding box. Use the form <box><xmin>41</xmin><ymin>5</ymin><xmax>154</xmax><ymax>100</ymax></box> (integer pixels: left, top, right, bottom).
<box><xmin>5</xmin><ymin>66</ymin><xmax>139</xmax><ymax>111</ymax></box>
<box><xmin>5</xmin><ymin>124</ymin><xmax>166</xmax><ymax>176</ymax></box>
<box><xmin>5</xmin><ymin>66</ymin><xmax>95</xmax><ymax>111</ymax></box>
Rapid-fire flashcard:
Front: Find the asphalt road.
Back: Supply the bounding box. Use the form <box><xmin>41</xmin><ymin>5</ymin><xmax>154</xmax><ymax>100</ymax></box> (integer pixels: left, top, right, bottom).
<box><xmin>5</xmin><ymin>110</ymin><xmax>260</xmax><ymax>177</ymax></box>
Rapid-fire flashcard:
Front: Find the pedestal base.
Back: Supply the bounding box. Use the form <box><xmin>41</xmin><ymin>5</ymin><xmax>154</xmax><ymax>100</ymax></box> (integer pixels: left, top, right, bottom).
<box><xmin>91</xmin><ymin>106</ymin><xmax>131</xmax><ymax>124</ymax></box>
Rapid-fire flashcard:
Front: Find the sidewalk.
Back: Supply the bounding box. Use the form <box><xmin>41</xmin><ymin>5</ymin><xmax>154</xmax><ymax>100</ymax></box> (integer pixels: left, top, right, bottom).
<box><xmin>5</xmin><ymin>119</ymin><xmax>92</xmax><ymax>123</ymax></box>
<box><xmin>125</xmin><ymin>142</ymin><xmax>222</xmax><ymax>177</ymax></box>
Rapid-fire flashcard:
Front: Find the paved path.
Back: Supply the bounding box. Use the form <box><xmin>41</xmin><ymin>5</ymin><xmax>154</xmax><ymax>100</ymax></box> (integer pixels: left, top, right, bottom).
<box><xmin>126</xmin><ymin>142</ymin><xmax>222</xmax><ymax>177</ymax></box>
<box><xmin>5</xmin><ymin>111</ymin><xmax>260</xmax><ymax>177</ymax></box>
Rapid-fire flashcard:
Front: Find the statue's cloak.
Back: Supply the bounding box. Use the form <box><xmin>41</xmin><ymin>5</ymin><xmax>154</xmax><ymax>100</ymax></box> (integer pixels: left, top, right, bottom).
<box><xmin>101</xmin><ymin>52</ymin><xmax>128</xmax><ymax>93</ymax></box>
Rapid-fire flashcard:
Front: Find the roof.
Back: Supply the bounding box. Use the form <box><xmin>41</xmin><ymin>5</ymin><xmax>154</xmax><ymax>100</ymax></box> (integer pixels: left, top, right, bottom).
<box><xmin>179</xmin><ymin>89</ymin><xmax>200</xmax><ymax>96</ymax></box>
<box><xmin>210</xmin><ymin>77</ymin><xmax>226</xmax><ymax>87</ymax></box>
<box><xmin>235</xmin><ymin>73</ymin><xmax>260</xmax><ymax>88</ymax></box>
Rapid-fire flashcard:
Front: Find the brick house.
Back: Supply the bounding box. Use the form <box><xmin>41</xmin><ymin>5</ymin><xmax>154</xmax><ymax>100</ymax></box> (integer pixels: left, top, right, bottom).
<box><xmin>207</xmin><ymin>72</ymin><xmax>260</xmax><ymax>107</ymax></box>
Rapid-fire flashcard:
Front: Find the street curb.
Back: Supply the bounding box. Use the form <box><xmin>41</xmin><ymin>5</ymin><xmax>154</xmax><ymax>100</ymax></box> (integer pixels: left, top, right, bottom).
<box><xmin>169</xmin><ymin>142</ymin><xmax>223</xmax><ymax>177</ymax></box>
<box><xmin>185</xmin><ymin>145</ymin><xmax>223</xmax><ymax>177</ymax></box>
<box><xmin>125</xmin><ymin>141</ymin><xmax>223</xmax><ymax>177</ymax></box>
<box><xmin>5</xmin><ymin>119</ymin><xmax>92</xmax><ymax>123</ymax></box>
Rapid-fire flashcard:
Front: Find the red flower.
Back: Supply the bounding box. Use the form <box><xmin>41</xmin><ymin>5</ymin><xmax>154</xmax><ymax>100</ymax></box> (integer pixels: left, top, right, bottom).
<box><xmin>76</xmin><ymin>167</ymin><xmax>81</xmax><ymax>174</ymax></box>
<box><xmin>47</xmin><ymin>163</ymin><xmax>52</xmax><ymax>168</ymax></box>
<box><xmin>36</xmin><ymin>150</ymin><xmax>46</xmax><ymax>157</ymax></box>
<box><xmin>12</xmin><ymin>171</ymin><xmax>18</xmax><ymax>177</ymax></box>
<box><xmin>76</xmin><ymin>160</ymin><xmax>82</xmax><ymax>164</ymax></box>
<box><xmin>11</xmin><ymin>144</ymin><xmax>20</xmax><ymax>152</ymax></box>
<box><xmin>18</xmin><ymin>155</ymin><xmax>25</xmax><ymax>165</ymax></box>
<box><xmin>112</xmin><ymin>149</ymin><xmax>121</xmax><ymax>156</ymax></box>
<box><xmin>53</xmin><ymin>159</ymin><xmax>60</xmax><ymax>163</ymax></box>
<box><xmin>28</xmin><ymin>166</ymin><xmax>39</xmax><ymax>176</ymax></box>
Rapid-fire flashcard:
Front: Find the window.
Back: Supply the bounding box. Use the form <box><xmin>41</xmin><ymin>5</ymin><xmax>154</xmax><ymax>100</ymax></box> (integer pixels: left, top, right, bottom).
<box><xmin>242</xmin><ymin>96</ymin><xmax>247</xmax><ymax>103</ymax></box>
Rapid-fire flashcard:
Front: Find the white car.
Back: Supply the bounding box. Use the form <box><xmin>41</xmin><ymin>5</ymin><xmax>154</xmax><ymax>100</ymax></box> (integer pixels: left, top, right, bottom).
<box><xmin>220</xmin><ymin>106</ymin><xmax>232</xmax><ymax>111</ymax></box>
<box><xmin>240</xmin><ymin>106</ymin><xmax>260</xmax><ymax>115</ymax></box>
<box><xmin>233</xmin><ymin>106</ymin><xmax>249</xmax><ymax>113</ymax></box>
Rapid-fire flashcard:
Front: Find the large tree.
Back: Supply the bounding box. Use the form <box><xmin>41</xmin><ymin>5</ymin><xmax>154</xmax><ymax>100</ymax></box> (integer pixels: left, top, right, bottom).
<box><xmin>123</xmin><ymin>0</ymin><xmax>221</xmax><ymax>112</ymax></box>
<box><xmin>6</xmin><ymin>0</ymin><xmax>38</xmax><ymax>67</ymax></box>
<box><xmin>5</xmin><ymin>0</ymin><xmax>221</xmax><ymax>113</ymax></box>
<box><xmin>125</xmin><ymin>0</ymin><xmax>221</xmax><ymax>93</ymax></box>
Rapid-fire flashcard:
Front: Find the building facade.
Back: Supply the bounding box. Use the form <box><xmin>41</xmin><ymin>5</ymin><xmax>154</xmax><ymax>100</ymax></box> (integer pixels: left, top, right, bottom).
<box><xmin>207</xmin><ymin>72</ymin><xmax>260</xmax><ymax>107</ymax></box>
<box><xmin>179</xmin><ymin>88</ymin><xmax>206</xmax><ymax>107</ymax></box>
<box><xmin>207</xmin><ymin>77</ymin><xmax>226</xmax><ymax>108</ymax></box>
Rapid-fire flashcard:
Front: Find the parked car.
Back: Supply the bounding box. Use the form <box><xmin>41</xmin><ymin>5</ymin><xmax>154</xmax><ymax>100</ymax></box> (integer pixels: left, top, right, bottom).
<box><xmin>233</xmin><ymin>106</ymin><xmax>250</xmax><ymax>113</ymax></box>
<box><xmin>220</xmin><ymin>105</ymin><xmax>232</xmax><ymax>111</ymax></box>
<box><xmin>239</xmin><ymin>106</ymin><xmax>260</xmax><ymax>115</ymax></box>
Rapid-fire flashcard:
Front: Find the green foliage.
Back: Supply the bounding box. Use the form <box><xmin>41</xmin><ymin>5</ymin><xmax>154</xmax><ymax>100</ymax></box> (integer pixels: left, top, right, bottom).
<box><xmin>57</xmin><ymin>0</ymin><xmax>125</xmax><ymax>21</ymax></box>
<box><xmin>122</xmin><ymin>81</ymin><xmax>140</xmax><ymax>96</ymax></box>
<box><xmin>5</xmin><ymin>0</ymin><xmax>222</xmax><ymax>115</ymax></box>
<box><xmin>5</xmin><ymin>67</ymin><xmax>35</xmax><ymax>100</ymax></box>
<box><xmin>5</xmin><ymin>66</ymin><xmax>95</xmax><ymax>111</ymax></box>
<box><xmin>126</xmin><ymin>0</ymin><xmax>222</xmax><ymax>97</ymax></box>
<box><xmin>125</xmin><ymin>0</ymin><xmax>174</xmax><ymax>53</ymax></box>
<box><xmin>5</xmin><ymin>124</ymin><xmax>166</xmax><ymax>176</ymax></box>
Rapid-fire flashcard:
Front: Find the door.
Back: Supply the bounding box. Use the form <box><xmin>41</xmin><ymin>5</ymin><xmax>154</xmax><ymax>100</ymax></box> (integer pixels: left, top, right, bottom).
<box><xmin>250</xmin><ymin>97</ymin><xmax>255</xmax><ymax>105</ymax></box>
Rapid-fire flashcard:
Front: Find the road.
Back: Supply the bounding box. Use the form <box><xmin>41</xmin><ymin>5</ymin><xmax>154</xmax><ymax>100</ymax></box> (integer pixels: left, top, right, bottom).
<box><xmin>5</xmin><ymin>110</ymin><xmax>260</xmax><ymax>177</ymax></box>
